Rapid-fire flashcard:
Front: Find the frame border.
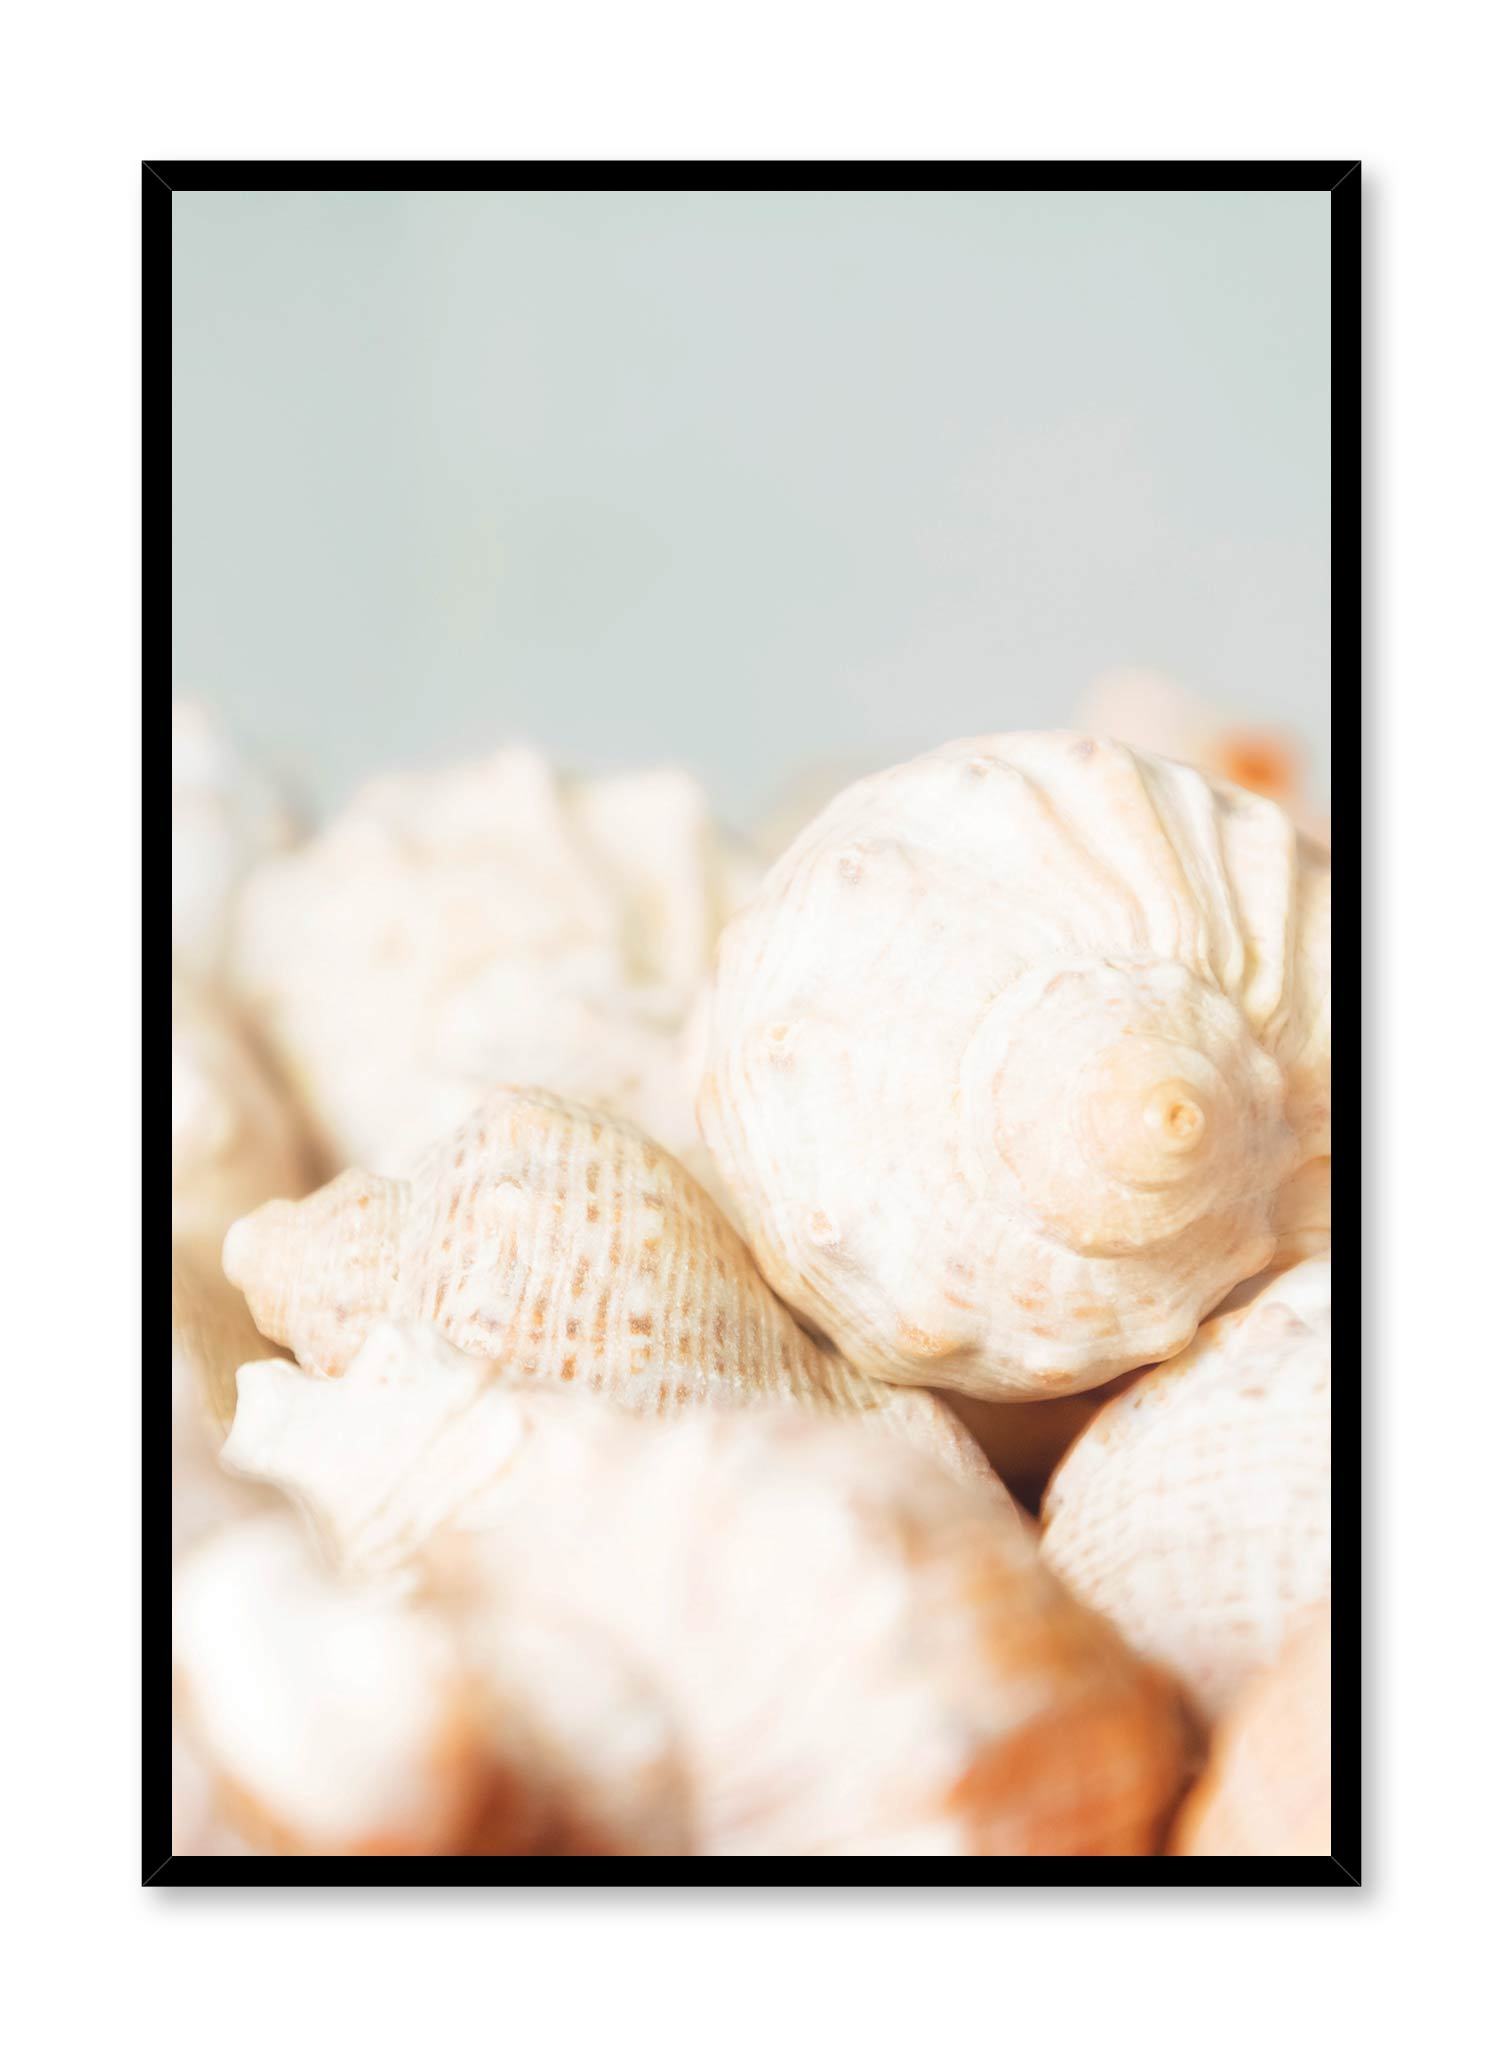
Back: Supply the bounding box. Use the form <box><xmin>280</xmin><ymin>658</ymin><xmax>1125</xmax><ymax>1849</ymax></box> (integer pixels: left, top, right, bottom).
<box><xmin>149</xmin><ymin>159</ymin><xmax>1358</xmax><ymax>1889</ymax></box>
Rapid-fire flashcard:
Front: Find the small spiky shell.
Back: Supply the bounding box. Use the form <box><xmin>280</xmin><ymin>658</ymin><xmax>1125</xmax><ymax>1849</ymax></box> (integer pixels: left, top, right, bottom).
<box><xmin>1040</xmin><ymin>1258</ymin><xmax>1331</xmax><ymax>1721</ymax></box>
<box><xmin>1171</xmin><ymin>1603</ymin><xmax>1332</xmax><ymax>1856</ymax></box>
<box><xmin>172</xmin><ymin>701</ymin><xmax>296</xmax><ymax>978</ymax></box>
<box><xmin>222</xmin><ymin>1087</ymin><xmax>988</xmax><ymax>1480</ymax></box>
<box><xmin>230</xmin><ymin>747</ymin><xmax>758</xmax><ymax>1181</ymax></box>
<box><xmin>699</xmin><ymin>732</ymin><xmax>1330</xmax><ymax>1397</ymax></box>
<box><xmin>224</xmin><ymin>1340</ymin><xmax>1190</xmax><ymax>1856</ymax></box>
<box><xmin>172</xmin><ymin>975</ymin><xmax>317</xmax><ymax>1267</ymax></box>
<box><xmin>1074</xmin><ymin>670</ymin><xmax>1330</xmax><ymax>848</ymax></box>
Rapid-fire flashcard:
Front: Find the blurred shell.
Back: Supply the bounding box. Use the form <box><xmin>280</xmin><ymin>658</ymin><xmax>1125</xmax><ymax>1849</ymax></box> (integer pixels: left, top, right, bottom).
<box><xmin>172</xmin><ymin>975</ymin><xmax>318</xmax><ymax>1267</ymax></box>
<box><xmin>227</xmin><ymin>1342</ymin><xmax>1189</xmax><ymax>1855</ymax></box>
<box><xmin>230</xmin><ymin>747</ymin><xmax>759</xmax><ymax>1183</ymax></box>
<box><xmin>1171</xmin><ymin>1603</ymin><xmax>1332</xmax><ymax>1856</ymax></box>
<box><xmin>1075</xmin><ymin>669</ymin><xmax>1330</xmax><ymax>848</ymax></box>
<box><xmin>223</xmin><ymin>1087</ymin><xmax>988</xmax><ymax>1480</ymax></box>
<box><xmin>173</xmin><ymin>1516</ymin><xmax>503</xmax><ymax>1855</ymax></box>
<box><xmin>700</xmin><ymin>732</ymin><xmax>1331</xmax><ymax>1398</ymax></box>
<box><xmin>172</xmin><ymin>701</ymin><xmax>297</xmax><ymax>977</ymax></box>
<box><xmin>1040</xmin><ymin>1258</ymin><xmax>1331</xmax><ymax>1720</ymax></box>
<box><xmin>171</xmin><ymin>1253</ymin><xmax>283</xmax><ymax>1543</ymax></box>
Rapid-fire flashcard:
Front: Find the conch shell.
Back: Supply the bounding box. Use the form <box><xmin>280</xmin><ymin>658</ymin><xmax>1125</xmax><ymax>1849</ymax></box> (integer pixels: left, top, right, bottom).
<box><xmin>1040</xmin><ymin>1258</ymin><xmax>1331</xmax><ymax>1720</ymax></box>
<box><xmin>230</xmin><ymin>747</ymin><xmax>759</xmax><ymax>1182</ymax></box>
<box><xmin>172</xmin><ymin>975</ymin><xmax>318</xmax><ymax>1267</ymax></box>
<box><xmin>699</xmin><ymin>731</ymin><xmax>1330</xmax><ymax>1397</ymax></box>
<box><xmin>1074</xmin><ymin>669</ymin><xmax>1330</xmax><ymax>848</ymax></box>
<box><xmin>172</xmin><ymin>701</ymin><xmax>297</xmax><ymax>977</ymax></box>
<box><xmin>215</xmin><ymin>1333</ymin><xmax>1189</xmax><ymax>1855</ymax></box>
<box><xmin>1171</xmin><ymin>1603</ymin><xmax>1332</xmax><ymax>1856</ymax></box>
<box><xmin>222</xmin><ymin>1087</ymin><xmax>987</xmax><ymax>1477</ymax></box>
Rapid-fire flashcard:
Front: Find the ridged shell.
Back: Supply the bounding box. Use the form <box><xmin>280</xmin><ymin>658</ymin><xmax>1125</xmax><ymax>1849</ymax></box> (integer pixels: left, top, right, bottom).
<box><xmin>172</xmin><ymin>975</ymin><xmax>318</xmax><ymax>1267</ymax></box>
<box><xmin>1171</xmin><ymin>1603</ymin><xmax>1332</xmax><ymax>1856</ymax></box>
<box><xmin>221</xmin><ymin>1338</ymin><xmax>1189</xmax><ymax>1856</ymax></box>
<box><xmin>700</xmin><ymin>731</ymin><xmax>1330</xmax><ymax>1397</ymax></box>
<box><xmin>222</xmin><ymin>1087</ymin><xmax>987</xmax><ymax>1481</ymax></box>
<box><xmin>230</xmin><ymin>747</ymin><xmax>759</xmax><ymax>1183</ymax></box>
<box><xmin>1074</xmin><ymin>670</ymin><xmax>1330</xmax><ymax>848</ymax></box>
<box><xmin>1040</xmin><ymin>1257</ymin><xmax>1331</xmax><ymax>1720</ymax></box>
<box><xmin>172</xmin><ymin>701</ymin><xmax>296</xmax><ymax>977</ymax></box>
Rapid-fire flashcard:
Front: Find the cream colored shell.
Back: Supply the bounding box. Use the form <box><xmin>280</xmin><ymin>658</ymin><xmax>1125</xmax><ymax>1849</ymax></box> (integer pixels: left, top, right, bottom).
<box><xmin>220</xmin><ymin>1337</ymin><xmax>1189</xmax><ymax>1856</ymax></box>
<box><xmin>230</xmin><ymin>747</ymin><xmax>759</xmax><ymax>1181</ymax></box>
<box><xmin>222</xmin><ymin>1086</ymin><xmax>988</xmax><ymax>1480</ymax></box>
<box><xmin>699</xmin><ymin>731</ymin><xmax>1330</xmax><ymax>1397</ymax></box>
<box><xmin>173</xmin><ymin>1515</ymin><xmax>501</xmax><ymax>1855</ymax></box>
<box><xmin>1172</xmin><ymin>1602</ymin><xmax>1332</xmax><ymax>1856</ymax></box>
<box><xmin>172</xmin><ymin>700</ymin><xmax>297</xmax><ymax>977</ymax></box>
<box><xmin>1040</xmin><ymin>1257</ymin><xmax>1331</xmax><ymax>1721</ymax></box>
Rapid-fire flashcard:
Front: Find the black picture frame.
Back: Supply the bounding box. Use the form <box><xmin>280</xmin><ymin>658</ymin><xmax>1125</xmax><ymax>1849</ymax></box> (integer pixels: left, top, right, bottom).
<box><xmin>148</xmin><ymin>159</ymin><xmax>1359</xmax><ymax>1889</ymax></box>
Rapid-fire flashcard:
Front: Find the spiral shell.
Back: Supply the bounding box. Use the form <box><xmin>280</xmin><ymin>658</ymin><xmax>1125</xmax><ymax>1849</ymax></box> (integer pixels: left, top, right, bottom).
<box><xmin>230</xmin><ymin>747</ymin><xmax>758</xmax><ymax>1182</ymax></box>
<box><xmin>1040</xmin><ymin>1257</ymin><xmax>1331</xmax><ymax>1720</ymax></box>
<box><xmin>172</xmin><ymin>701</ymin><xmax>297</xmax><ymax>978</ymax></box>
<box><xmin>1171</xmin><ymin>1603</ymin><xmax>1332</xmax><ymax>1856</ymax></box>
<box><xmin>222</xmin><ymin>1087</ymin><xmax>987</xmax><ymax>1481</ymax></box>
<box><xmin>219</xmin><ymin>1342</ymin><xmax>1189</xmax><ymax>1855</ymax></box>
<box><xmin>700</xmin><ymin>732</ymin><xmax>1330</xmax><ymax>1397</ymax></box>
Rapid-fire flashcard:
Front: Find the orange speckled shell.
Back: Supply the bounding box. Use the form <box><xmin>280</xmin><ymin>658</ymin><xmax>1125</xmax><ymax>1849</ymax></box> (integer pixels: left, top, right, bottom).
<box><xmin>223</xmin><ymin>1087</ymin><xmax>988</xmax><ymax>1481</ymax></box>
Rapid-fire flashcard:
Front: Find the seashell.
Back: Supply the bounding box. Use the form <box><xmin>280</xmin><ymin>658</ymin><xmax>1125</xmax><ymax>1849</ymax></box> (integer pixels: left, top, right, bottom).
<box><xmin>699</xmin><ymin>731</ymin><xmax>1330</xmax><ymax>1398</ymax></box>
<box><xmin>172</xmin><ymin>700</ymin><xmax>297</xmax><ymax>977</ymax></box>
<box><xmin>225</xmin><ymin>1337</ymin><xmax>1190</xmax><ymax>1855</ymax></box>
<box><xmin>172</xmin><ymin>1516</ymin><xmax>508</xmax><ymax>1855</ymax></box>
<box><xmin>1040</xmin><ymin>1258</ymin><xmax>1331</xmax><ymax>1721</ymax></box>
<box><xmin>171</xmin><ymin>1724</ymin><xmax>257</xmax><ymax>1857</ymax></box>
<box><xmin>1074</xmin><ymin>669</ymin><xmax>1330</xmax><ymax>848</ymax></box>
<box><xmin>229</xmin><ymin>747</ymin><xmax>759</xmax><ymax>1183</ymax></box>
<box><xmin>1171</xmin><ymin>1602</ymin><xmax>1332</xmax><ymax>1856</ymax></box>
<box><xmin>172</xmin><ymin>974</ymin><xmax>318</xmax><ymax>1268</ymax></box>
<box><xmin>222</xmin><ymin>1087</ymin><xmax>989</xmax><ymax>1481</ymax></box>
<box><xmin>171</xmin><ymin>1253</ymin><xmax>281</xmax><ymax>1542</ymax></box>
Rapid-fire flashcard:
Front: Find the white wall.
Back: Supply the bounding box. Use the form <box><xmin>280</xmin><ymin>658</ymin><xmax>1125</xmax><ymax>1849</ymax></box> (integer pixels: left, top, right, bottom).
<box><xmin>172</xmin><ymin>188</ymin><xmax>1330</xmax><ymax>828</ymax></box>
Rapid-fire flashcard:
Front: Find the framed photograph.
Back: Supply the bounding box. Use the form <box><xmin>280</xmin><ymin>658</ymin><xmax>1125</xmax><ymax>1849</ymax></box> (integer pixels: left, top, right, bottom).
<box><xmin>153</xmin><ymin>161</ymin><xmax>1355</xmax><ymax>1886</ymax></box>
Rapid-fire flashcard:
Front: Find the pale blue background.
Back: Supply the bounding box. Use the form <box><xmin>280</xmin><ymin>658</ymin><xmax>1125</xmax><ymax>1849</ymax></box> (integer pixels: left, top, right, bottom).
<box><xmin>172</xmin><ymin>189</ymin><xmax>1330</xmax><ymax>830</ymax></box>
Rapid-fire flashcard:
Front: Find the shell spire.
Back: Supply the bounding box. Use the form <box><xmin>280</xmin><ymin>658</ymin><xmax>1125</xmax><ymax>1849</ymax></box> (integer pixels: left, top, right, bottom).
<box><xmin>221</xmin><ymin>1086</ymin><xmax>989</xmax><ymax>1481</ymax></box>
<box><xmin>698</xmin><ymin>732</ymin><xmax>1330</xmax><ymax>1397</ymax></box>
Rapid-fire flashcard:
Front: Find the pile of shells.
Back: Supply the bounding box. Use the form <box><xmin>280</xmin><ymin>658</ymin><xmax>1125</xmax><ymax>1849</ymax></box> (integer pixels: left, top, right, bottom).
<box><xmin>169</xmin><ymin>702</ymin><xmax>1332</xmax><ymax>1859</ymax></box>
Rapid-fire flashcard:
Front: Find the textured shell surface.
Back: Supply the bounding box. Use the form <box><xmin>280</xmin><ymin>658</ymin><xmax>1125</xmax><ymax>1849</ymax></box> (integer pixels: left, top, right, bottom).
<box><xmin>172</xmin><ymin>700</ymin><xmax>297</xmax><ymax>978</ymax></box>
<box><xmin>222</xmin><ymin>1087</ymin><xmax>989</xmax><ymax>1481</ymax></box>
<box><xmin>1040</xmin><ymin>1257</ymin><xmax>1331</xmax><ymax>1721</ymax></box>
<box><xmin>225</xmin><ymin>1345</ymin><xmax>1189</xmax><ymax>1856</ymax></box>
<box><xmin>1172</xmin><ymin>1602</ymin><xmax>1331</xmax><ymax>1856</ymax></box>
<box><xmin>1074</xmin><ymin>670</ymin><xmax>1330</xmax><ymax>849</ymax></box>
<box><xmin>699</xmin><ymin>731</ymin><xmax>1330</xmax><ymax>1397</ymax></box>
<box><xmin>172</xmin><ymin>974</ymin><xmax>317</xmax><ymax>1266</ymax></box>
<box><xmin>230</xmin><ymin>747</ymin><xmax>759</xmax><ymax>1182</ymax></box>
